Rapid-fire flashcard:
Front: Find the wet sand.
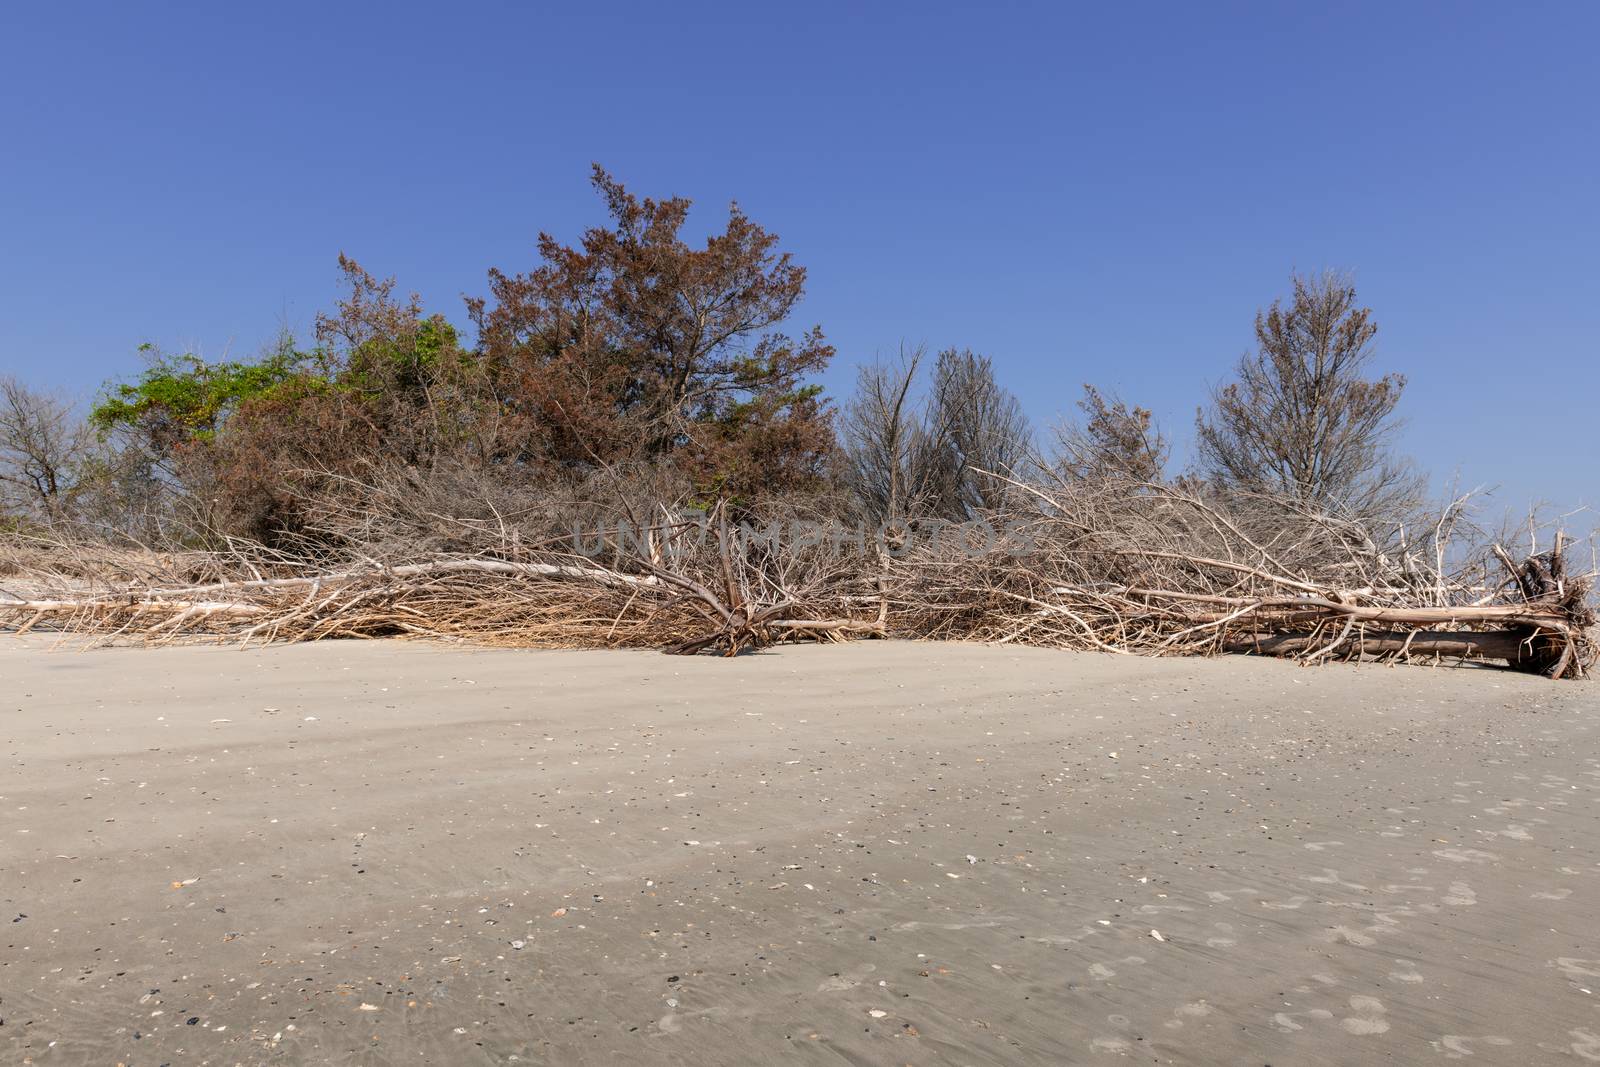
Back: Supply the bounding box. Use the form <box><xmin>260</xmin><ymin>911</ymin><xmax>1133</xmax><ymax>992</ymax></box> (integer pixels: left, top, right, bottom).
<box><xmin>2</xmin><ymin>638</ymin><xmax>1597</xmax><ymax>1065</ymax></box>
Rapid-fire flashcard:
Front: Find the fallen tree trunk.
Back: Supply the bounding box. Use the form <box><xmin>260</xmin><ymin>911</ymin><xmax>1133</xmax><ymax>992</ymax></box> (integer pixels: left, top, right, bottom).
<box><xmin>128</xmin><ymin>557</ymin><xmax>656</xmax><ymax>595</ymax></box>
<box><xmin>0</xmin><ymin>598</ymin><xmax>264</xmax><ymax>616</ymax></box>
<box><xmin>1226</xmin><ymin>628</ymin><xmax>1536</xmax><ymax>663</ymax></box>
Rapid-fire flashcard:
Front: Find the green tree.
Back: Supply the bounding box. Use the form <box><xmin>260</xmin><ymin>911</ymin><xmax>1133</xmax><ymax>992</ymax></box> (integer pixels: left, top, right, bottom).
<box><xmin>90</xmin><ymin>337</ymin><xmax>325</xmax><ymax>462</ymax></box>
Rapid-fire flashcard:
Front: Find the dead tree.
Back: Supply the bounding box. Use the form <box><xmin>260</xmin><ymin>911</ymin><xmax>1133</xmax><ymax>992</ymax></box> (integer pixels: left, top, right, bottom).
<box><xmin>1052</xmin><ymin>385</ymin><xmax>1168</xmax><ymax>483</ymax></box>
<box><xmin>0</xmin><ymin>376</ymin><xmax>88</xmax><ymax>521</ymax></box>
<box><xmin>1196</xmin><ymin>271</ymin><xmax>1424</xmax><ymax>525</ymax></box>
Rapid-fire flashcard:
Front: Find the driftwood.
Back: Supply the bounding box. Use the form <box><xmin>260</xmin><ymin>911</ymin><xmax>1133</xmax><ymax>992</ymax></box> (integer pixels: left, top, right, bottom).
<box><xmin>1228</xmin><ymin>630</ymin><xmax>1535</xmax><ymax>663</ymax></box>
<box><xmin>1</xmin><ymin>484</ymin><xmax>1594</xmax><ymax>677</ymax></box>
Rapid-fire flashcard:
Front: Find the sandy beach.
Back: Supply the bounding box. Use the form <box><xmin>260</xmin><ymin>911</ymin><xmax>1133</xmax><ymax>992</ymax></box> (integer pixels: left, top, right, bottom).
<box><xmin>2</xmin><ymin>638</ymin><xmax>1597</xmax><ymax>1065</ymax></box>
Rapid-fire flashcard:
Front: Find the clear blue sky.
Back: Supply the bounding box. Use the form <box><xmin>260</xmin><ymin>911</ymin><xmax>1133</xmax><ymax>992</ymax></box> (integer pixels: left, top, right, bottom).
<box><xmin>3</xmin><ymin>2</ymin><xmax>1595</xmax><ymax>512</ymax></box>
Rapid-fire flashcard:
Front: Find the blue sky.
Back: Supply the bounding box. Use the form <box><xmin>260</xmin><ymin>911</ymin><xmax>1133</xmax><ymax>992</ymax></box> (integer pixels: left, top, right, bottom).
<box><xmin>3</xmin><ymin>2</ymin><xmax>1595</xmax><ymax>512</ymax></box>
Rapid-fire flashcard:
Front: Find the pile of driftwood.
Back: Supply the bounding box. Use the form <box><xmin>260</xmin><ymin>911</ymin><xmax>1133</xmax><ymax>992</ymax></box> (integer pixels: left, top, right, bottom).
<box><xmin>1</xmin><ymin>481</ymin><xmax>1594</xmax><ymax>678</ymax></box>
<box><xmin>886</xmin><ymin>482</ymin><xmax>1596</xmax><ymax>679</ymax></box>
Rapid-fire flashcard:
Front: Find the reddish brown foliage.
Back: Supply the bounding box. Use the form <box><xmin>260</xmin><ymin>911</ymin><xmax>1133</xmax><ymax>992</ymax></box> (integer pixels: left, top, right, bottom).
<box><xmin>470</xmin><ymin>165</ymin><xmax>835</xmax><ymax>497</ymax></box>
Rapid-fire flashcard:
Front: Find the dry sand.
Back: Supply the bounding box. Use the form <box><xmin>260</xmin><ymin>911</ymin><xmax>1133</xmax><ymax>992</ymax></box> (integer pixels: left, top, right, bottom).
<box><xmin>1</xmin><ymin>638</ymin><xmax>1597</xmax><ymax>1065</ymax></box>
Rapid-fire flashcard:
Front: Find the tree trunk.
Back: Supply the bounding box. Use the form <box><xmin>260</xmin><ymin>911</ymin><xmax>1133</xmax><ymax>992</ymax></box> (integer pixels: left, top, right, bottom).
<box><xmin>1227</xmin><ymin>628</ymin><xmax>1536</xmax><ymax>665</ymax></box>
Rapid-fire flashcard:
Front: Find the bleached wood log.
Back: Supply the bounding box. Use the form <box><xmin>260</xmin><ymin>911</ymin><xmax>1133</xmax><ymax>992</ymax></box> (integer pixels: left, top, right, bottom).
<box><xmin>0</xmin><ymin>598</ymin><xmax>264</xmax><ymax>615</ymax></box>
<box><xmin>1227</xmin><ymin>629</ymin><xmax>1532</xmax><ymax>663</ymax></box>
<box><xmin>138</xmin><ymin>558</ymin><xmax>657</xmax><ymax>596</ymax></box>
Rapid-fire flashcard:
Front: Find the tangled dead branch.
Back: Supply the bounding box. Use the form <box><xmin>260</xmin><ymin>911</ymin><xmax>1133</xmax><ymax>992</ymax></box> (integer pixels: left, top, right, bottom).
<box><xmin>2</xmin><ymin>481</ymin><xmax>1594</xmax><ymax>677</ymax></box>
